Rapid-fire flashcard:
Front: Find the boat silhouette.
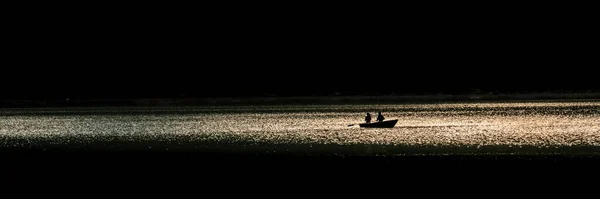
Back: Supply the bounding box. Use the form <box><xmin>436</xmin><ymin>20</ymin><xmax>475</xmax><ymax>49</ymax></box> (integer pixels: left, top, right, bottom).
<box><xmin>358</xmin><ymin>119</ymin><xmax>398</xmax><ymax>128</ymax></box>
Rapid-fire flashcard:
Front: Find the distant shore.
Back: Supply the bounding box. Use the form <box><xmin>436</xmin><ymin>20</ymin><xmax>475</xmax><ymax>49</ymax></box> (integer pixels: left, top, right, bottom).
<box><xmin>2</xmin><ymin>92</ymin><xmax>600</xmax><ymax>107</ymax></box>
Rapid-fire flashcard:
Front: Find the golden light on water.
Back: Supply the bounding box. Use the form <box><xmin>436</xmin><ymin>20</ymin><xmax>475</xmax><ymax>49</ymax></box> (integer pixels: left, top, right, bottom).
<box><xmin>0</xmin><ymin>101</ymin><xmax>598</xmax><ymax>155</ymax></box>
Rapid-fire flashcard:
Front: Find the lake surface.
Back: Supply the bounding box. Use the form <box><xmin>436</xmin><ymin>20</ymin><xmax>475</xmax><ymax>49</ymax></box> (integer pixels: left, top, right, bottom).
<box><xmin>1</xmin><ymin>100</ymin><xmax>599</xmax><ymax>156</ymax></box>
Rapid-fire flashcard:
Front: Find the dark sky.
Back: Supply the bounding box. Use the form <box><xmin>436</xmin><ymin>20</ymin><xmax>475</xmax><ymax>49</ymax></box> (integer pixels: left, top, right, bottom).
<box><xmin>3</xmin><ymin>2</ymin><xmax>597</xmax><ymax>99</ymax></box>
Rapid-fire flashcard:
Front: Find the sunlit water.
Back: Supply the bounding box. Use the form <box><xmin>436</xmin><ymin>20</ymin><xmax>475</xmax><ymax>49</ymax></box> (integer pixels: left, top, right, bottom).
<box><xmin>1</xmin><ymin>101</ymin><xmax>599</xmax><ymax>155</ymax></box>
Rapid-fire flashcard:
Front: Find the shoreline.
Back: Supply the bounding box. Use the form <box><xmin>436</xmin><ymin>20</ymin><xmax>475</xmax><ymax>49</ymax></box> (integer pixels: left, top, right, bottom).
<box><xmin>2</xmin><ymin>92</ymin><xmax>600</xmax><ymax>107</ymax></box>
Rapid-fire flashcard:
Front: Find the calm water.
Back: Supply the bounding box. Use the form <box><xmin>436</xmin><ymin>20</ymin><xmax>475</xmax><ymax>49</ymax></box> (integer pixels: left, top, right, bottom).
<box><xmin>1</xmin><ymin>101</ymin><xmax>599</xmax><ymax>155</ymax></box>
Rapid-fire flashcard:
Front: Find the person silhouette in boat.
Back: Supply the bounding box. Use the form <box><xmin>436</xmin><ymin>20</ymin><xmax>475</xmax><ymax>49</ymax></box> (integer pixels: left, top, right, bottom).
<box><xmin>365</xmin><ymin>113</ymin><xmax>372</xmax><ymax>123</ymax></box>
<box><xmin>376</xmin><ymin>111</ymin><xmax>385</xmax><ymax>122</ymax></box>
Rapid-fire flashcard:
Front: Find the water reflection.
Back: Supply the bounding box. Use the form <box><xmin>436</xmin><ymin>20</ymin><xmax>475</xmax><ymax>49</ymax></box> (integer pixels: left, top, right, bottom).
<box><xmin>1</xmin><ymin>101</ymin><xmax>599</xmax><ymax>154</ymax></box>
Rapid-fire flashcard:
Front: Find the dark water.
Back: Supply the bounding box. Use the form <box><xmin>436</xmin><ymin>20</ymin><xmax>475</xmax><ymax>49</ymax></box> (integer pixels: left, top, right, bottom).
<box><xmin>2</xmin><ymin>101</ymin><xmax>600</xmax><ymax>183</ymax></box>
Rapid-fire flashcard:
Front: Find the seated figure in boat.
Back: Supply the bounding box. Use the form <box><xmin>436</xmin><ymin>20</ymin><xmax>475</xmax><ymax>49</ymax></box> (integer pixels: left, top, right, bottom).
<box><xmin>365</xmin><ymin>113</ymin><xmax>372</xmax><ymax>123</ymax></box>
<box><xmin>376</xmin><ymin>112</ymin><xmax>385</xmax><ymax>122</ymax></box>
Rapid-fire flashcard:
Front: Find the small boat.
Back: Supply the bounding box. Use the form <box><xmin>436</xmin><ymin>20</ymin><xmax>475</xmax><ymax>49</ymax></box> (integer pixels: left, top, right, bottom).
<box><xmin>359</xmin><ymin>119</ymin><xmax>398</xmax><ymax>128</ymax></box>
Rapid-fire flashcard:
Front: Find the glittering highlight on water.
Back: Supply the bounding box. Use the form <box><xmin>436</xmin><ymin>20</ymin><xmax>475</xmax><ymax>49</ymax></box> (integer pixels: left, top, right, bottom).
<box><xmin>1</xmin><ymin>101</ymin><xmax>599</xmax><ymax>155</ymax></box>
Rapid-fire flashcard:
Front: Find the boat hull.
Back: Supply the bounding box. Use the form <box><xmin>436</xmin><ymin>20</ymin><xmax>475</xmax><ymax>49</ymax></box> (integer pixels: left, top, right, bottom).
<box><xmin>358</xmin><ymin>119</ymin><xmax>398</xmax><ymax>128</ymax></box>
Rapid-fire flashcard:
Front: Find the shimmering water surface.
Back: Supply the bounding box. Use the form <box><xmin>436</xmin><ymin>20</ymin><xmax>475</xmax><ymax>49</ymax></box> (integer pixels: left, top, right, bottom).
<box><xmin>1</xmin><ymin>101</ymin><xmax>599</xmax><ymax>155</ymax></box>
